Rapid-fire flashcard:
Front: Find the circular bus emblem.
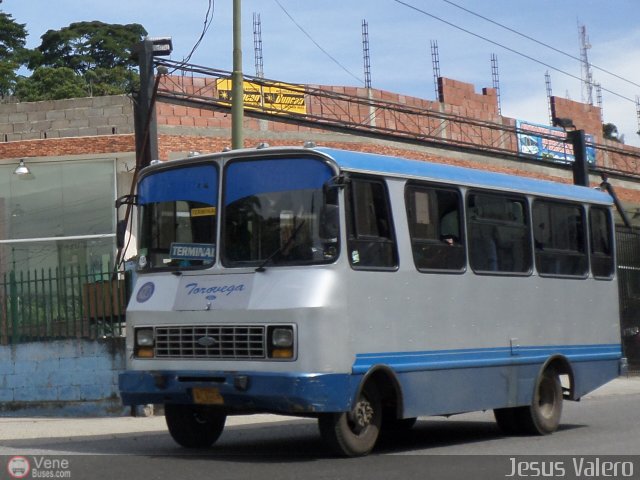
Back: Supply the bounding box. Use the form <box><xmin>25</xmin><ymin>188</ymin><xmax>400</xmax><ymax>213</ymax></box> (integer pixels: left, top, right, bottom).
<box><xmin>136</xmin><ymin>282</ymin><xmax>155</xmax><ymax>303</ymax></box>
<box><xmin>7</xmin><ymin>456</ymin><xmax>30</xmax><ymax>479</ymax></box>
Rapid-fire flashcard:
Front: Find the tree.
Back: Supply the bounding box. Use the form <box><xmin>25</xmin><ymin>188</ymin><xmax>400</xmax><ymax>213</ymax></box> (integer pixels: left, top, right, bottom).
<box><xmin>20</xmin><ymin>21</ymin><xmax>147</xmax><ymax>100</ymax></box>
<box><xmin>0</xmin><ymin>11</ymin><xmax>28</xmax><ymax>96</ymax></box>
<box><xmin>14</xmin><ymin>67</ymin><xmax>87</xmax><ymax>101</ymax></box>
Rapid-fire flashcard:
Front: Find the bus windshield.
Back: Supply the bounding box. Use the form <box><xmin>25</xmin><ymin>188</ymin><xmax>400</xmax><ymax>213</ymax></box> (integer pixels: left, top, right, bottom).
<box><xmin>138</xmin><ymin>163</ymin><xmax>218</xmax><ymax>270</ymax></box>
<box><xmin>222</xmin><ymin>157</ymin><xmax>338</xmax><ymax>268</ymax></box>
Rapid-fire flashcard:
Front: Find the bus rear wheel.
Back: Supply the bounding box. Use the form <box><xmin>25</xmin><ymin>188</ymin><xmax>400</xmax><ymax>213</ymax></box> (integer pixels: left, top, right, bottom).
<box><xmin>520</xmin><ymin>368</ymin><xmax>563</xmax><ymax>434</ymax></box>
<box><xmin>318</xmin><ymin>382</ymin><xmax>382</xmax><ymax>457</ymax></box>
<box><xmin>165</xmin><ymin>404</ymin><xmax>226</xmax><ymax>448</ymax></box>
<box><xmin>493</xmin><ymin>368</ymin><xmax>563</xmax><ymax>435</ymax></box>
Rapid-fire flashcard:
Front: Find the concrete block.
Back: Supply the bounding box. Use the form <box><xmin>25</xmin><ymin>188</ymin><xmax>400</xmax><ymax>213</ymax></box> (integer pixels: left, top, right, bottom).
<box><xmin>57</xmin><ymin>385</ymin><xmax>81</xmax><ymax>401</ymax></box>
<box><xmin>30</xmin><ymin>369</ymin><xmax>54</xmax><ymax>388</ymax></box>
<box><xmin>4</xmin><ymin>374</ymin><xmax>24</xmax><ymax>389</ymax></box>
<box><xmin>13</xmin><ymin>359</ymin><xmax>37</xmax><ymax>375</ymax></box>
<box><xmin>0</xmin><ymin>345</ymin><xmax>14</xmax><ymax>362</ymax></box>
<box><xmin>0</xmin><ymin>388</ymin><xmax>14</xmax><ymax>402</ymax></box>
<box><xmin>80</xmin><ymin>340</ymin><xmax>100</xmax><ymax>357</ymax></box>
<box><xmin>55</xmin><ymin>340</ymin><xmax>83</xmax><ymax>359</ymax></box>
<box><xmin>45</xmin><ymin>109</ymin><xmax>67</xmax><ymax>120</ymax></box>
<box><xmin>77</xmin><ymin>127</ymin><xmax>99</xmax><ymax>137</ymax></box>
<box><xmin>14</xmin><ymin>385</ymin><xmax>57</xmax><ymax>402</ymax></box>
<box><xmin>79</xmin><ymin>383</ymin><xmax>104</xmax><ymax>401</ymax></box>
<box><xmin>102</xmin><ymin>105</ymin><xmax>124</xmax><ymax>117</ymax></box>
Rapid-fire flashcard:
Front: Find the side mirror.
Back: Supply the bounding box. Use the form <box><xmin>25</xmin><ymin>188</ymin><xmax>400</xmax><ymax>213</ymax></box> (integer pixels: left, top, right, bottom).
<box><xmin>115</xmin><ymin>194</ymin><xmax>137</xmax><ymax>209</ymax></box>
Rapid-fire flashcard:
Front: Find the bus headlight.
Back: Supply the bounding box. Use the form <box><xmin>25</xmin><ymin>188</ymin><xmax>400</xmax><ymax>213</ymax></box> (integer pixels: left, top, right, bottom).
<box><xmin>268</xmin><ymin>326</ymin><xmax>295</xmax><ymax>360</ymax></box>
<box><xmin>135</xmin><ymin>328</ymin><xmax>155</xmax><ymax>358</ymax></box>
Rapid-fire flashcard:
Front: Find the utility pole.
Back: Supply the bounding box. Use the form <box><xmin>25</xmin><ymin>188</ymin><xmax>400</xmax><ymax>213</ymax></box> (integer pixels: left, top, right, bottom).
<box><xmin>133</xmin><ymin>37</ymin><xmax>172</xmax><ymax>169</ymax></box>
<box><xmin>231</xmin><ymin>0</ymin><xmax>244</xmax><ymax>149</ymax></box>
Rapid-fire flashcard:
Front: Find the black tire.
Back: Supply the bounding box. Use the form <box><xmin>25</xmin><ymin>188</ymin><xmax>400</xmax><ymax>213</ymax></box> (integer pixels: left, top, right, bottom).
<box><xmin>495</xmin><ymin>369</ymin><xmax>563</xmax><ymax>436</ymax></box>
<box><xmin>165</xmin><ymin>404</ymin><xmax>226</xmax><ymax>448</ymax></box>
<box><xmin>517</xmin><ymin>368</ymin><xmax>563</xmax><ymax>435</ymax></box>
<box><xmin>318</xmin><ymin>382</ymin><xmax>382</xmax><ymax>457</ymax></box>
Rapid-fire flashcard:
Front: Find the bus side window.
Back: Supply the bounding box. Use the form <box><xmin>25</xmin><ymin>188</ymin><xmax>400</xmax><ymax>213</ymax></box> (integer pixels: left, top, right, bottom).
<box><xmin>589</xmin><ymin>206</ymin><xmax>614</xmax><ymax>279</ymax></box>
<box><xmin>532</xmin><ymin>200</ymin><xmax>588</xmax><ymax>277</ymax></box>
<box><xmin>405</xmin><ymin>184</ymin><xmax>465</xmax><ymax>272</ymax></box>
<box><xmin>347</xmin><ymin>178</ymin><xmax>398</xmax><ymax>269</ymax></box>
<box><xmin>467</xmin><ymin>192</ymin><xmax>531</xmax><ymax>274</ymax></box>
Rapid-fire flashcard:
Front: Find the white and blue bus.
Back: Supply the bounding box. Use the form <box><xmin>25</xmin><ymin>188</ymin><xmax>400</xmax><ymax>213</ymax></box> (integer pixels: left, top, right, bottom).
<box><xmin>119</xmin><ymin>145</ymin><xmax>624</xmax><ymax>456</ymax></box>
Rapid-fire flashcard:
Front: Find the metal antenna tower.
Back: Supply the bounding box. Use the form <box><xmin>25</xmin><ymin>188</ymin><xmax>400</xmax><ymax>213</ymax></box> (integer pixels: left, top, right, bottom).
<box><xmin>636</xmin><ymin>96</ymin><xmax>640</xmax><ymax>136</ymax></box>
<box><xmin>490</xmin><ymin>53</ymin><xmax>502</xmax><ymax>115</ymax></box>
<box><xmin>430</xmin><ymin>40</ymin><xmax>441</xmax><ymax>101</ymax></box>
<box><xmin>545</xmin><ymin>71</ymin><xmax>553</xmax><ymax>125</ymax></box>
<box><xmin>579</xmin><ymin>23</ymin><xmax>594</xmax><ymax>105</ymax></box>
<box><xmin>253</xmin><ymin>12</ymin><xmax>264</xmax><ymax>78</ymax></box>
<box><xmin>362</xmin><ymin>19</ymin><xmax>372</xmax><ymax>88</ymax></box>
<box><xmin>595</xmin><ymin>82</ymin><xmax>603</xmax><ymax>120</ymax></box>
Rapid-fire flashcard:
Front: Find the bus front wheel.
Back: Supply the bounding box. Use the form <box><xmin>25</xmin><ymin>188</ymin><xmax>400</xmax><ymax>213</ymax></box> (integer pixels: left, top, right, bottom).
<box><xmin>165</xmin><ymin>404</ymin><xmax>226</xmax><ymax>448</ymax></box>
<box><xmin>318</xmin><ymin>382</ymin><xmax>382</xmax><ymax>457</ymax></box>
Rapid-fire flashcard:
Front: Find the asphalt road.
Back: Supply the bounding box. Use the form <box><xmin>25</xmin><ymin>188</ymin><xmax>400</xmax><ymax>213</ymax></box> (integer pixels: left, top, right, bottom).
<box><xmin>1</xmin><ymin>377</ymin><xmax>639</xmax><ymax>480</ymax></box>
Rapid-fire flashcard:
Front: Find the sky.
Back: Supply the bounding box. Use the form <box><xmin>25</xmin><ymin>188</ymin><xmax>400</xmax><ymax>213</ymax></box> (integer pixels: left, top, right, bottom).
<box><xmin>3</xmin><ymin>0</ymin><xmax>640</xmax><ymax>146</ymax></box>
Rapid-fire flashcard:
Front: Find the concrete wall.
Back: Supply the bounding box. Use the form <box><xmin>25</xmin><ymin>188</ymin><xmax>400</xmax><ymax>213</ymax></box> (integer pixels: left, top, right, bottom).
<box><xmin>0</xmin><ymin>339</ymin><xmax>127</xmax><ymax>417</ymax></box>
<box><xmin>0</xmin><ymin>95</ymin><xmax>134</xmax><ymax>141</ymax></box>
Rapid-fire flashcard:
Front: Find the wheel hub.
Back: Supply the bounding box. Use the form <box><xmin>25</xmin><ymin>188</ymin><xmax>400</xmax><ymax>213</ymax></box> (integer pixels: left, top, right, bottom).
<box><xmin>350</xmin><ymin>398</ymin><xmax>374</xmax><ymax>431</ymax></box>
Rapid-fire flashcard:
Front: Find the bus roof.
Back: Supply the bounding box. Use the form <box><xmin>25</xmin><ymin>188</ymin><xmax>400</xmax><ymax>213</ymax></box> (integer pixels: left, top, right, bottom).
<box><xmin>314</xmin><ymin>147</ymin><xmax>613</xmax><ymax>205</ymax></box>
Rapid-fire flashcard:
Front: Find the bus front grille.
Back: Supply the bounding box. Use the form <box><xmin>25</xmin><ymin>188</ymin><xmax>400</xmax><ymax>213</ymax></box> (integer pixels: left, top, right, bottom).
<box><xmin>155</xmin><ymin>325</ymin><xmax>266</xmax><ymax>359</ymax></box>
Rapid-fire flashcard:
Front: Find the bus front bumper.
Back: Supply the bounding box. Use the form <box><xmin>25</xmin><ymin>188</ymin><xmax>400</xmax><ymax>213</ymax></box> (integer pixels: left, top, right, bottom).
<box><xmin>118</xmin><ymin>370</ymin><xmax>356</xmax><ymax>414</ymax></box>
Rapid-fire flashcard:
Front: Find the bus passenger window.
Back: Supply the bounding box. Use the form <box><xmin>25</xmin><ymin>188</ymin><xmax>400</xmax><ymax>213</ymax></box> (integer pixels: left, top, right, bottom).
<box><xmin>532</xmin><ymin>200</ymin><xmax>587</xmax><ymax>277</ymax></box>
<box><xmin>405</xmin><ymin>185</ymin><xmax>465</xmax><ymax>272</ymax></box>
<box><xmin>347</xmin><ymin>178</ymin><xmax>398</xmax><ymax>269</ymax></box>
<box><xmin>589</xmin><ymin>207</ymin><xmax>614</xmax><ymax>278</ymax></box>
<box><xmin>467</xmin><ymin>193</ymin><xmax>531</xmax><ymax>274</ymax></box>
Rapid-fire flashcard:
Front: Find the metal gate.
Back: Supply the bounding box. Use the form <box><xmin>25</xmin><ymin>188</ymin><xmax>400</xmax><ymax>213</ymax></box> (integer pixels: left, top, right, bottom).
<box><xmin>616</xmin><ymin>226</ymin><xmax>640</xmax><ymax>371</ymax></box>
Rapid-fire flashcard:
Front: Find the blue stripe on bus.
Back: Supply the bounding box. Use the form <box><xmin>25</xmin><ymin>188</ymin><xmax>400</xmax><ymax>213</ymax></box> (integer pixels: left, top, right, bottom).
<box><xmin>353</xmin><ymin>344</ymin><xmax>622</xmax><ymax>374</ymax></box>
<box><xmin>315</xmin><ymin>147</ymin><xmax>613</xmax><ymax>205</ymax></box>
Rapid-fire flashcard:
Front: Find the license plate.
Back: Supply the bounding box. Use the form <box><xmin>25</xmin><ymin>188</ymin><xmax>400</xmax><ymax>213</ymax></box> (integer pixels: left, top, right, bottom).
<box><xmin>192</xmin><ymin>387</ymin><xmax>224</xmax><ymax>405</ymax></box>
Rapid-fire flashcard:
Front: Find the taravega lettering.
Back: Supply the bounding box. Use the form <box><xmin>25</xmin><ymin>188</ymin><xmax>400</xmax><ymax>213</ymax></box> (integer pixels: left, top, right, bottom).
<box><xmin>184</xmin><ymin>282</ymin><xmax>245</xmax><ymax>298</ymax></box>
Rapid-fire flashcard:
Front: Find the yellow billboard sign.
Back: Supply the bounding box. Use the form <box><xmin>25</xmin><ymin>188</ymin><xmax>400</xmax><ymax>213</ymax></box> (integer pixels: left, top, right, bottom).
<box><xmin>216</xmin><ymin>79</ymin><xmax>306</xmax><ymax>115</ymax></box>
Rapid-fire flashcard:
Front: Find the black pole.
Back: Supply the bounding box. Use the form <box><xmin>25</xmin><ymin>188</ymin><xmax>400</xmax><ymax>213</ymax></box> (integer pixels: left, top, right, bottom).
<box><xmin>567</xmin><ymin>129</ymin><xmax>589</xmax><ymax>187</ymax></box>
<box><xmin>133</xmin><ymin>39</ymin><xmax>159</xmax><ymax>169</ymax></box>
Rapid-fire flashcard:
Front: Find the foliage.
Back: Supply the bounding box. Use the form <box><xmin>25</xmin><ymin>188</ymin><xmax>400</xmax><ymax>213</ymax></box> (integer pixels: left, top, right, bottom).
<box><xmin>0</xmin><ymin>11</ymin><xmax>27</xmax><ymax>96</ymax></box>
<box><xmin>4</xmin><ymin>19</ymin><xmax>147</xmax><ymax>101</ymax></box>
<box><xmin>14</xmin><ymin>66</ymin><xmax>88</xmax><ymax>101</ymax></box>
<box><xmin>30</xmin><ymin>21</ymin><xmax>147</xmax><ymax>74</ymax></box>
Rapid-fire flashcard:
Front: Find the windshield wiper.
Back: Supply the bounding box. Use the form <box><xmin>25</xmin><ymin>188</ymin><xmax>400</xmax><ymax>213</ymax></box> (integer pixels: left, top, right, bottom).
<box><xmin>255</xmin><ymin>219</ymin><xmax>306</xmax><ymax>272</ymax></box>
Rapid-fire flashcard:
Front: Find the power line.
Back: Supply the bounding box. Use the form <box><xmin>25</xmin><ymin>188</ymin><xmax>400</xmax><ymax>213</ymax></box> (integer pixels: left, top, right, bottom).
<box><xmin>274</xmin><ymin>0</ymin><xmax>364</xmax><ymax>85</ymax></box>
<box><xmin>440</xmin><ymin>0</ymin><xmax>640</xmax><ymax>91</ymax></box>
<box><xmin>392</xmin><ymin>0</ymin><xmax>637</xmax><ymax>105</ymax></box>
<box><xmin>178</xmin><ymin>0</ymin><xmax>216</xmax><ymax>66</ymax></box>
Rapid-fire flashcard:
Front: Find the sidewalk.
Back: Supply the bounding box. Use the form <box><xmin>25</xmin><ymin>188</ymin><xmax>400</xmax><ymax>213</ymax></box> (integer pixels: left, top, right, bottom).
<box><xmin>0</xmin><ymin>376</ymin><xmax>638</xmax><ymax>441</ymax></box>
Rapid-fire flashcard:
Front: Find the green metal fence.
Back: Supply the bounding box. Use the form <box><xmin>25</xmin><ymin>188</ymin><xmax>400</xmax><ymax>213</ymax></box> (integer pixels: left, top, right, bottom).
<box><xmin>0</xmin><ymin>265</ymin><xmax>130</xmax><ymax>344</ymax></box>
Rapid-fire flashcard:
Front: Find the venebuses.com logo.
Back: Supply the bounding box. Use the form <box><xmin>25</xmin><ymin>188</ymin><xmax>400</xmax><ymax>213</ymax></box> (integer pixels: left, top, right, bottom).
<box><xmin>6</xmin><ymin>455</ymin><xmax>71</xmax><ymax>478</ymax></box>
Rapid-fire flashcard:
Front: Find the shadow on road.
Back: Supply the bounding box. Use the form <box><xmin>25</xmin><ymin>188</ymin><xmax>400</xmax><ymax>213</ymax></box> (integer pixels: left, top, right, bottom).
<box><xmin>0</xmin><ymin>417</ymin><xmax>587</xmax><ymax>460</ymax></box>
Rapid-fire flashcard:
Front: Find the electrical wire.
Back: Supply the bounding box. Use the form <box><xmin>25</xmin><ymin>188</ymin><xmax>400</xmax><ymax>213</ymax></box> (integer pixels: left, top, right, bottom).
<box><xmin>274</xmin><ymin>0</ymin><xmax>364</xmax><ymax>85</ymax></box>
<box><xmin>170</xmin><ymin>0</ymin><xmax>215</xmax><ymax>72</ymax></box>
<box><xmin>392</xmin><ymin>0</ymin><xmax>637</xmax><ymax>105</ymax></box>
<box><xmin>440</xmin><ymin>0</ymin><xmax>640</xmax><ymax>90</ymax></box>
